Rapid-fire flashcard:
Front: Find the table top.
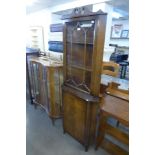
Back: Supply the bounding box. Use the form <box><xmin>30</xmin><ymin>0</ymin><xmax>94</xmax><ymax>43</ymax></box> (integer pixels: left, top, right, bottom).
<box><xmin>101</xmin><ymin>74</ymin><xmax>129</xmax><ymax>90</ymax></box>
<box><xmin>100</xmin><ymin>94</ymin><xmax>129</xmax><ymax>126</ymax></box>
<box><xmin>29</xmin><ymin>56</ymin><xmax>63</xmax><ymax>67</ymax></box>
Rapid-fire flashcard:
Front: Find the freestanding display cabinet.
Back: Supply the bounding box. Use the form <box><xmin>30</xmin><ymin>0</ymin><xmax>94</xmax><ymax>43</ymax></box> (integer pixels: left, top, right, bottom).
<box><xmin>62</xmin><ymin>7</ymin><xmax>107</xmax><ymax>151</ymax></box>
<box><xmin>28</xmin><ymin>57</ymin><xmax>63</xmax><ymax>124</ymax></box>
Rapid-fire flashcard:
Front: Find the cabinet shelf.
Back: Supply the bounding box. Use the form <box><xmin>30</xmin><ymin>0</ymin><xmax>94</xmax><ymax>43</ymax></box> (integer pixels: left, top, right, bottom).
<box><xmin>68</xmin><ymin>64</ymin><xmax>92</xmax><ymax>72</ymax></box>
<box><xmin>67</xmin><ymin>41</ymin><xmax>93</xmax><ymax>45</ymax></box>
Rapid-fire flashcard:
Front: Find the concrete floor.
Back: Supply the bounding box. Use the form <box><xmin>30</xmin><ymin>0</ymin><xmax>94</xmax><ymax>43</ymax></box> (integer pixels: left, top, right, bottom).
<box><xmin>26</xmin><ymin>101</ymin><xmax>110</xmax><ymax>155</ymax></box>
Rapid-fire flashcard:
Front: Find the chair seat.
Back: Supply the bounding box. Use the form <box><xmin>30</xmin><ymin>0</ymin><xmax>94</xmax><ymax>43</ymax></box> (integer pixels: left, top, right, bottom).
<box><xmin>96</xmin><ymin>87</ymin><xmax>129</xmax><ymax>154</ymax></box>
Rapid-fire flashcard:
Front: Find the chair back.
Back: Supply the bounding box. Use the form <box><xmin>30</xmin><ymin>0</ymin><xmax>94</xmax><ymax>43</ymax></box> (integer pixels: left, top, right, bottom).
<box><xmin>102</xmin><ymin>61</ymin><xmax>119</xmax><ymax>77</ymax></box>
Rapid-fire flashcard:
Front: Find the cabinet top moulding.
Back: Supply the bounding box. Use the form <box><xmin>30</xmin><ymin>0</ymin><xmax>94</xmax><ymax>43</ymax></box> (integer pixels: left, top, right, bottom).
<box><xmin>61</xmin><ymin>7</ymin><xmax>107</xmax><ymax>20</ymax></box>
<box><xmin>62</xmin><ymin>7</ymin><xmax>107</xmax><ymax>95</ymax></box>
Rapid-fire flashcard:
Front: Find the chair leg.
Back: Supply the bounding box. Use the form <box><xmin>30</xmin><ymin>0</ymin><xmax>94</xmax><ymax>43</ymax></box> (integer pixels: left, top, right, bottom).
<box><xmin>116</xmin><ymin>120</ymin><xmax>119</xmax><ymax>127</ymax></box>
<box><xmin>95</xmin><ymin>113</ymin><xmax>107</xmax><ymax>150</ymax></box>
<box><xmin>95</xmin><ymin>135</ymin><xmax>104</xmax><ymax>150</ymax></box>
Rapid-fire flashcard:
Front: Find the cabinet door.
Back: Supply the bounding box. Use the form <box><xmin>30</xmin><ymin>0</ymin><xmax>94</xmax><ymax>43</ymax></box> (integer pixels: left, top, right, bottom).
<box><xmin>65</xmin><ymin>20</ymin><xmax>95</xmax><ymax>93</ymax></box>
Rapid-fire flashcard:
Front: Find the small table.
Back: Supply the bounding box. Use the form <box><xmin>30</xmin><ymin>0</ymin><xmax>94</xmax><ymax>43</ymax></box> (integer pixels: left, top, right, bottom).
<box><xmin>95</xmin><ymin>94</ymin><xmax>129</xmax><ymax>154</ymax></box>
<box><xmin>100</xmin><ymin>94</ymin><xmax>129</xmax><ymax>126</ymax></box>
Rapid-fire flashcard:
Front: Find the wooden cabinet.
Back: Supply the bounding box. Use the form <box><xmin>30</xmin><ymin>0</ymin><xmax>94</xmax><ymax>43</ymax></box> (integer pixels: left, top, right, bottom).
<box><xmin>62</xmin><ymin>7</ymin><xmax>107</xmax><ymax>151</ymax></box>
<box><xmin>28</xmin><ymin>57</ymin><xmax>63</xmax><ymax>124</ymax></box>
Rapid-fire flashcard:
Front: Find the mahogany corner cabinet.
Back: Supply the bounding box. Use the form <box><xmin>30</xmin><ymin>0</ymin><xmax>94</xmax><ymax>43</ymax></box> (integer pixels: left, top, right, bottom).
<box><xmin>62</xmin><ymin>7</ymin><xmax>107</xmax><ymax>151</ymax></box>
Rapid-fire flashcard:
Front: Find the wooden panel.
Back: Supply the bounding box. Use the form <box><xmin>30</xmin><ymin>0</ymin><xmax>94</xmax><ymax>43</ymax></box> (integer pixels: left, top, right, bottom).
<box><xmin>105</xmin><ymin>124</ymin><xmax>129</xmax><ymax>145</ymax></box>
<box><xmin>101</xmin><ymin>94</ymin><xmax>129</xmax><ymax>126</ymax></box>
<box><xmin>63</xmin><ymin>91</ymin><xmax>86</xmax><ymax>143</ymax></box>
<box><xmin>47</xmin><ymin>66</ymin><xmax>63</xmax><ymax>119</ymax></box>
<box><xmin>96</xmin><ymin>93</ymin><xmax>129</xmax><ymax>154</ymax></box>
<box><xmin>101</xmin><ymin>138</ymin><xmax>129</xmax><ymax>155</ymax></box>
<box><xmin>89</xmin><ymin>102</ymin><xmax>98</xmax><ymax>144</ymax></box>
<box><xmin>62</xmin><ymin>86</ymin><xmax>99</xmax><ymax>150</ymax></box>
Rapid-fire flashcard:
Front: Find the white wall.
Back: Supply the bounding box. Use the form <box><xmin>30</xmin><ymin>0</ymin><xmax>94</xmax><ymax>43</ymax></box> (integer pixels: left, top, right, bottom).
<box><xmin>93</xmin><ymin>3</ymin><xmax>113</xmax><ymax>49</ymax></box>
<box><xmin>110</xmin><ymin>19</ymin><xmax>129</xmax><ymax>47</ymax></box>
<box><xmin>26</xmin><ymin>1</ymin><xmax>128</xmax><ymax>60</ymax></box>
<box><xmin>93</xmin><ymin>3</ymin><xmax>129</xmax><ymax>61</ymax></box>
<box><xmin>26</xmin><ymin>1</ymin><xmax>112</xmax><ymax>52</ymax></box>
<box><xmin>26</xmin><ymin>8</ymin><xmax>52</xmax><ymax>52</ymax></box>
<box><xmin>50</xmin><ymin>0</ymin><xmax>110</xmax><ymax>13</ymax></box>
<box><xmin>26</xmin><ymin>8</ymin><xmax>64</xmax><ymax>52</ymax></box>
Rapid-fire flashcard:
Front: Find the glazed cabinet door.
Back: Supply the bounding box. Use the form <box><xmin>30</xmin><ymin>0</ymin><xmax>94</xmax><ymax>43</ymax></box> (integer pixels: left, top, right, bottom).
<box><xmin>64</xmin><ymin>19</ymin><xmax>95</xmax><ymax>94</ymax></box>
<box><xmin>63</xmin><ymin>15</ymin><xmax>107</xmax><ymax>95</ymax></box>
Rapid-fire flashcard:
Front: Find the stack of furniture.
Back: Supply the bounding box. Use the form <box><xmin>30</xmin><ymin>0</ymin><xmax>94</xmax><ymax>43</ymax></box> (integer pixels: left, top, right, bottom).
<box><xmin>28</xmin><ymin>56</ymin><xmax>63</xmax><ymax>124</ymax></box>
<box><xmin>96</xmin><ymin>84</ymin><xmax>129</xmax><ymax>155</ymax></box>
<box><xmin>62</xmin><ymin>7</ymin><xmax>107</xmax><ymax>151</ymax></box>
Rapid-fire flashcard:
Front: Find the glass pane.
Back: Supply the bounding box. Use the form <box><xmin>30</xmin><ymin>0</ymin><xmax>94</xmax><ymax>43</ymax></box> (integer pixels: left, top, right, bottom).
<box><xmin>65</xmin><ymin>20</ymin><xmax>95</xmax><ymax>93</ymax></box>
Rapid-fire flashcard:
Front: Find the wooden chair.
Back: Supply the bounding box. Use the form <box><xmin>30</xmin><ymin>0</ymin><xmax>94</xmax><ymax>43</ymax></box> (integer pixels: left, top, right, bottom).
<box><xmin>96</xmin><ymin>86</ymin><xmax>129</xmax><ymax>155</ymax></box>
<box><xmin>102</xmin><ymin>61</ymin><xmax>120</xmax><ymax>77</ymax></box>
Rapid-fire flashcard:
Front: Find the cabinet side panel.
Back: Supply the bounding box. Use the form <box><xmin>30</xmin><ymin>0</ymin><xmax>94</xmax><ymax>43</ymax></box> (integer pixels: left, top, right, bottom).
<box><xmin>91</xmin><ymin>15</ymin><xmax>107</xmax><ymax>95</ymax></box>
<box><xmin>89</xmin><ymin>102</ymin><xmax>98</xmax><ymax>144</ymax></box>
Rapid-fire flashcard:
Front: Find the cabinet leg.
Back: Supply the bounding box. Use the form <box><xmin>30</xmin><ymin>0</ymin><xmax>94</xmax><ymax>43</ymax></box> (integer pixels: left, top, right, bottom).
<box><xmin>34</xmin><ymin>103</ymin><xmax>37</xmax><ymax>109</ymax></box>
<box><xmin>116</xmin><ymin>120</ymin><xmax>119</xmax><ymax>127</ymax></box>
<box><xmin>51</xmin><ymin>118</ymin><xmax>55</xmax><ymax>126</ymax></box>
<box><xmin>85</xmin><ymin>146</ymin><xmax>88</xmax><ymax>152</ymax></box>
<box><xmin>63</xmin><ymin>129</ymin><xmax>66</xmax><ymax>134</ymax></box>
<box><xmin>30</xmin><ymin>97</ymin><xmax>34</xmax><ymax>104</ymax></box>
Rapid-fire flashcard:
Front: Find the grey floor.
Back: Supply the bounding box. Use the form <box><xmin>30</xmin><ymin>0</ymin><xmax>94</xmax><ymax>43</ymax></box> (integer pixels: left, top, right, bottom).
<box><xmin>26</xmin><ymin>101</ymin><xmax>110</xmax><ymax>155</ymax></box>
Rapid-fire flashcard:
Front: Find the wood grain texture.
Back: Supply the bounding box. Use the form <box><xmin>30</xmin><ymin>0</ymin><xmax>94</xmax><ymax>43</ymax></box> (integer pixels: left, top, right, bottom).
<box><xmin>62</xmin><ymin>87</ymin><xmax>98</xmax><ymax>150</ymax></box>
<box><xmin>28</xmin><ymin>57</ymin><xmax>63</xmax><ymax>124</ymax></box>
<box><xmin>96</xmin><ymin>92</ymin><xmax>129</xmax><ymax>154</ymax></box>
<box><xmin>101</xmin><ymin>138</ymin><xmax>128</xmax><ymax>155</ymax></box>
<box><xmin>91</xmin><ymin>15</ymin><xmax>107</xmax><ymax>95</ymax></box>
<box><xmin>100</xmin><ymin>94</ymin><xmax>129</xmax><ymax>126</ymax></box>
<box><xmin>62</xmin><ymin>11</ymin><xmax>107</xmax><ymax>151</ymax></box>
